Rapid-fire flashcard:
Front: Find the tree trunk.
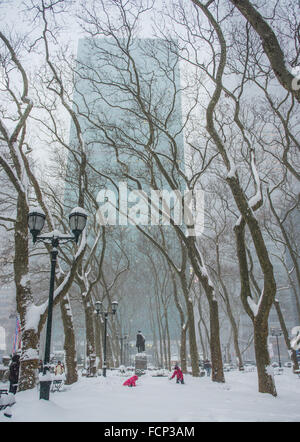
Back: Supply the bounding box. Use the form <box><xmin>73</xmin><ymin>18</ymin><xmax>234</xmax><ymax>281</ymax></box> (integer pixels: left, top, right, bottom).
<box><xmin>225</xmin><ymin>297</ymin><xmax>244</xmax><ymax>370</ymax></box>
<box><xmin>197</xmin><ymin>319</ymin><xmax>207</xmax><ymax>361</ymax></box>
<box><xmin>165</xmin><ymin>310</ymin><xmax>171</xmax><ymax>371</ymax></box>
<box><xmin>215</xmin><ymin>242</ymin><xmax>244</xmax><ymax>370</ymax></box>
<box><xmin>186</xmin><ymin>237</ymin><xmax>224</xmax><ymax>382</ymax></box>
<box><xmin>18</xmin><ymin>329</ymin><xmax>39</xmax><ymax>391</ymax></box>
<box><xmin>15</xmin><ymin>195</ymin><xmax>39</xmax><ymax>391</ymax></box>
<box><xmin>185</xmin><ymin>294</ymin><xmax>200</xmax><ymax>376</ymax></box>
<box><xmin>235</xmin><ymin>219</ymin><xmax>277</xmax><ymax>396</ymax></box>
<box><xmin>170</xmin><ymin>269</ymin><xmax>188</xmax><ymax>372</ymax></box>
<box><xmin>95</xmin><ymin>315</ymin><xmax>103</xmax><ymax>369</ymax></box>
<box><xmin>208</xmin><ymin>298</ymin><xmax>225</xmax><ymax>383</ymax></box>
<box><xmin>109</xmin><ymin>319</ymin><xmax>119</xmax><ymax>367</ymax></box>
<box><xmin>229</xmin><ymin>0</ymin><xmax>300</xmax><ymax>104</ymax></box>
<box><xmin>60</xmin><ymin>294</ymin><xmax>78</xmax><ymax>385</ymax></box>
<box><xmin>180</xmin><ymin>323</ymin><xmax>188</xmax><ymax>373</ymax></box>
<box><xmin>274</xmin><ymin>300</ymin><xmax>299</xmax><ymax>373</ymax></box>
<box><xmin>196</xmin><ymin>293</ymin><xmax>210</xmax><ymax>354</ymax></box>
<box><xmin>254</xmin><ymin>318</ymin><xmax>277</xmax><ymax>396</ymax></box>
<box><xmin>82</xmin><ymin>296</ymin><xmax>96</xmax><ymax>375</ymax></box>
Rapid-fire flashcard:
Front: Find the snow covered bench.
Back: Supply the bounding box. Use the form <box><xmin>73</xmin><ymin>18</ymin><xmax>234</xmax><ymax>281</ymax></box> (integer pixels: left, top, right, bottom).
<box><xmin>0</xmin><ymin>389</ymin><xmax>15</xmax><ymax>411</ymax></box>
<box><xmin>294</xmin><ymin>370</ymin><xmax>300</xmax><ymax>379</ymax></box>
<box><xmin>244</xmin><ymin>365</ymin><xmax>256</xmax><ymax>372</ymax></box>
<box><xmin>151</xmin><ymin>369</ymin><xmax>169</xmax><ymax>377</ymax></box>
<box><xmin>0</xmin><ymin>366</ymin><xmax>9</xmax><ymax>382</ymax></box>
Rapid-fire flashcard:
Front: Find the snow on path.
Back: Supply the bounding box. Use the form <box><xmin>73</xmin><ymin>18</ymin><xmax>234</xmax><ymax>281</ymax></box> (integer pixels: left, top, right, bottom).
<box><xmin>1</xmin><ymin>370</ymin><xmax>300</xmax><ymax>422</ymax></box>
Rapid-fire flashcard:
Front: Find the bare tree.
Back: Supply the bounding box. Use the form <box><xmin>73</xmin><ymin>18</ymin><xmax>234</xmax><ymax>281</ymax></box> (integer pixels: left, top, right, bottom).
<box><xmin>167</xmin><ymin>0</ymin><xmax>279</xmax><ymax>395</ymax></box>
<box><xmin>72</xmin><ymin>0</ymin><xmax>225</xmax><ymax>382</ymax></box>
<box><xmin>228</xmin><ymin>0</ymin><xmax>300</xmax><ymax>104</ymax></box>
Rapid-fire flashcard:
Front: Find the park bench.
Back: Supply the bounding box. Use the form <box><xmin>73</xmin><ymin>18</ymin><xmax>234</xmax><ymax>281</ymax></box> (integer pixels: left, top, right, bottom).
<box><xmin>0</xmin><ymin>367</ymin><xmax>9</xmax><ymax>383</ymax></box>
<box><xmin>294</xmin><ymin>370</ymin><xmax>300</xmax><ymax>379</ymax></box>
<box><xmin>244</xmin><ymin>365</ymin><xmax>255</xmax><ymax>372</ymax></box>
<box><xmin>0</xmin><ymin>389</ymin><xmax>15</xmax><ymax>411</ymax></box>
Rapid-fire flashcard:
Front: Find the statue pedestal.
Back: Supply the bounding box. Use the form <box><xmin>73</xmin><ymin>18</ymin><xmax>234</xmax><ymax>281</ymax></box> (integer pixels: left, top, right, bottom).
<box><xmin>135</xmin><ymin>353</ymin><xmax>147</xmax><ymax>375</ymax></box>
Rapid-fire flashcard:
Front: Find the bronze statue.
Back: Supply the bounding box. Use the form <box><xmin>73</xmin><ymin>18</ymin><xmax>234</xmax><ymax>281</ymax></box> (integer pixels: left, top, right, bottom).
<box><xmin>136</xmin><ymin>331</ymin><xmax>145</xmax><ymax>353</ymax></box>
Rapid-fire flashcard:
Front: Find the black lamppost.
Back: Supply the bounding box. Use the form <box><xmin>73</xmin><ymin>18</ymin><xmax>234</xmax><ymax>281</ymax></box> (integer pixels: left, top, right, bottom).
<box><xmin>95</xmin><ymin>300</ymin><xmax>118</xmax><ymax>377</ymax></box>
<box><xmin>28</xmin><ymin>207</ymin><xmax>87</xmax><ymax>400</ymax></box>
<box><xmin>271</xmin><ymin>328</ymin><xmax>283</xmax><ymax>368</ymax></box>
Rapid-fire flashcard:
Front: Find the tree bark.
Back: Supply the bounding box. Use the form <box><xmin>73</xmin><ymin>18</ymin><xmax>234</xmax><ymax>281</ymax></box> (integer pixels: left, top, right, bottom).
<box><xmin>229</xmin><ymin>0</ymin><xmax>300</xmax><ymax>103</ymax></box>
<box><xmin>274</xmin><ymin>299</ymin><xmax>299</xmax><ymax>373</ymax></box>
<box><xmin>235</xmin><ymin>220</ymin><xmax>277</xmax><ymax>396</ymax></box>
<box><xmin>186</xmin><ymin>236</ymin><xmax>224</xmax><ymax>382</ymax></box>
<box><xmin>60</xmin><ymin>294</ymin><xmax>78</xmax><ymax>385</ymax></box>
<box><xmin>254</xmin><ymin>318</ymin><xmax>277</xmax><ymax>397</ymax></box>
<box><xmin>215</xmin><ymin>242</ymin><xmax>244</xmax><ymax>370</ymax></box>
<box><xmin>15</xmin><ymin>195</ymin><xmax>39</xmax><ymax>391</ymax></box>
<box><xmin>95</xmin><ymin>315</ymin><xmax>103</xmax><ymax>369</ymax></box>
<box><xmin>170</xmin><ymin>269</ymin><xmax>188</xmax><ymax>372</ymax></box>
<box><xmin>82</xmin><ymin>295</ymin><xmax>96</xmax><ymax>375</ymax></box>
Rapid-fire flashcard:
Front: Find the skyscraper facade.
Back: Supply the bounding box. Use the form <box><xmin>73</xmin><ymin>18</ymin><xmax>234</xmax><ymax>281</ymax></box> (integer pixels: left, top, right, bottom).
<box><xmin>66</xmin><ymin>37</ymin><xmax>187</xmax><ymax>338</ymax></box>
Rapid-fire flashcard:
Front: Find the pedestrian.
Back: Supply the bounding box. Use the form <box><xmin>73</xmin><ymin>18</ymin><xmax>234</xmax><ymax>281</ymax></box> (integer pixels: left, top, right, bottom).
<box><xmin>169</xmin><ymin>364</ymin><xmax>184</xmax><ymax>384</ymax></box>
<box><xmin>38</xmin><ymin>360</ymin><xmax>43</xmax><ymax>373</ymax></box>
<box><xmin>123</xmin><ymin>374</ymin><xmax>139</xmax><ymax>387</ymax></box>
<box><xmin>55</xmin><ymin>361</ymin><xmax>65</xmax><ymax>376</ymax></box>
<box><xmin>203</xmin><ymin>359</ymin><xmax>212</xmax><ymax>377</ymax></box>
<box><xmin>9</xmin><ymin>354</ymin><xmax>20</xmax><ymax>394</ymax></box>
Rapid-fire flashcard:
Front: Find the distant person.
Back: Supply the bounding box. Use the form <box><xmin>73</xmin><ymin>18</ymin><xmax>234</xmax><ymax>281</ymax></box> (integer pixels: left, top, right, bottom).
<box><xmin>136</xmin><ymin>331</ymin><xmax>145</xmax><ymax>353</ymax></box>
<box><xmin>123</xmin><ymin>374</ymin><xmax>139</xmax><ymax>387</ymax></box>
<box><xmin>9</xmin><ymin>354</ymin><xmax>20</xmax><ymax>394</ymax></box>
<box><xmin>38</xmin><ymin>360</ymin><xmax>44</xmax><ymax>373</ymax></box>
<box><xmin>169</xmin><ymin>365</ymin><xmax>184</xmax><ymax>384</ymax></box>
<box><xmin>55</xmin><ymin>361</ymin><xmax>65</xmax><ymax>376</ymax></box>
<box><xmin>204</xmin><ymin>359</ymin><xmax>212</xmax><ymax>377</ymax></box>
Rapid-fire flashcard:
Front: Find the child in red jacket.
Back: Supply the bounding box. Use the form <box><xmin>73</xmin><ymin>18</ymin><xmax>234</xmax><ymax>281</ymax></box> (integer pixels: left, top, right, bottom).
<box><xmin>170</xmin><ymin>365</ymin><xmax>184</xmax><ymax>384</ymax></box>
<box><xmin>123</xmin><ymin>374</ymin><xmax>138</xmax><ymax>387</ymax></box>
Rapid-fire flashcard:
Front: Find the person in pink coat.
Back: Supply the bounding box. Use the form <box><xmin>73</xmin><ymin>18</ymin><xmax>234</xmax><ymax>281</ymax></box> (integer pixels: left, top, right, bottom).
<box><xmin>123</xmin><ymin>374</ymin><xmax>138</xmax><ymax>387</ymax></box>
<box><xmin>169</xmin><ymin>365</ymin><xmax>184</xmax><ymax>384</ymax></box>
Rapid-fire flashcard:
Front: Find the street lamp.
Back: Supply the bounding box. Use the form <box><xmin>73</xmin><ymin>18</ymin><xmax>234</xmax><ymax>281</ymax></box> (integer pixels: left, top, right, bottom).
<box><xmin>28</xmin><ymin>207</ymin><xmax>87</xmax><ymax>400</ymax></box>
<box><xmin>95</xmin><ymin>300</ymin><xmax>118</xmax><ymax>377</ymax></box>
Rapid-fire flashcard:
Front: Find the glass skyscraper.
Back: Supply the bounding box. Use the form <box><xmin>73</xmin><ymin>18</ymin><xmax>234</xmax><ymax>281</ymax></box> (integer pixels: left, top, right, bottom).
<box><xmin>65</xmin><ymin>37</ymin><xmax>187</xmax><ymax>338</ymax></box>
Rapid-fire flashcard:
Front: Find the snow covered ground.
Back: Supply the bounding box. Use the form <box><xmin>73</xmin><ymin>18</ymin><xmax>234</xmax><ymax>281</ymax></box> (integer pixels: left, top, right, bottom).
<box><xmin>1</xmin><ymin>368</ymin><xmax>300</xmax><ymax>422</ymax></box>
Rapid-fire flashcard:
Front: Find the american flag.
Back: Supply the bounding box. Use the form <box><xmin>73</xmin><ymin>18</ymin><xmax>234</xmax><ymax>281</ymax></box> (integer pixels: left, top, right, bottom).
<box><xmin>12</xmin><ymin>316</ymin><xmax>22</xmax><ymax>354</ymax></box>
